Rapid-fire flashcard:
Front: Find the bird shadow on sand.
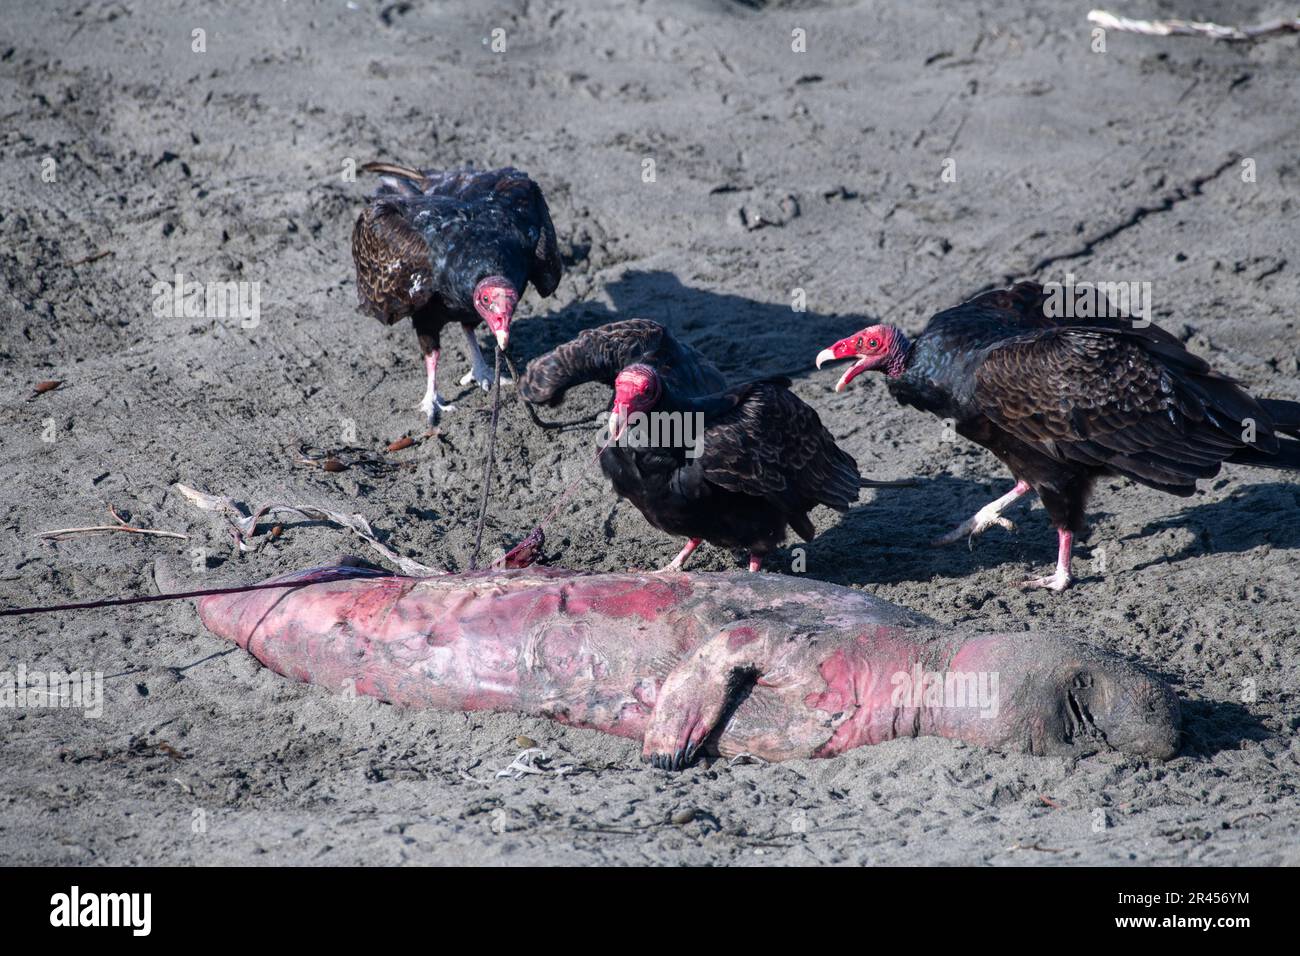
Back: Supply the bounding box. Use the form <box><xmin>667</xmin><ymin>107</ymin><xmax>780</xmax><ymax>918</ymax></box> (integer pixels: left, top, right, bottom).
<box><xmin>783</xmin><ymin>477</ymin><xmax>1300</xmax><ymax>588</ymax></box>
<box><xmin>785</xmin><ymin>474</ymin><xmax>1060</xmax><ymax>587</ymax></box>
<box><xmin>513</xmin><ymin>268</ymin><xmax>866</xmax><ymax>382</ymax></box>
<box><xmin>1123</xmin><ymin>482</ymin><xmax>1300</xmax><ymax>571</ymax></box>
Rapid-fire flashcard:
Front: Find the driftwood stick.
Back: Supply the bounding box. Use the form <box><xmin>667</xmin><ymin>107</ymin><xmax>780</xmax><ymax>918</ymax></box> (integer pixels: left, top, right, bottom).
<box><xmin>38</xmin><ymin>505</ymin><xmax>189</xmax><ymax>541</ymax></box>
<box><xmin>1088</xmin><ymin>9</ymin><xmax>1300</xmax><ymax>41</ymax></box>
<box><xmin>63</xmin><ymin>249</ymin><xmax>114</xmax><ymax>267</ymax></box>
<box><xmin>173</xmin><ymin>483</ymin><xmax>441</xmax><ymax>576</ymax></box>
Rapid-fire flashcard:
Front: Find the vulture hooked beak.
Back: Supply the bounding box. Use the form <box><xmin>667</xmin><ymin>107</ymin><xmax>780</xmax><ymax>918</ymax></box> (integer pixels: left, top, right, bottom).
<box><xmin>473</xmin><ymin>277</ymin><xmax>520</xmax><ymax>352</ymax></box>
<box><xmin>608</xmin><ymin>403</ymin><xmax>630</xmax><ymax>442</ymax></box>
<box><xmin>816</xmin><ymin>338</ymin><xmax>873</xmax><ymax>393</ymax></box>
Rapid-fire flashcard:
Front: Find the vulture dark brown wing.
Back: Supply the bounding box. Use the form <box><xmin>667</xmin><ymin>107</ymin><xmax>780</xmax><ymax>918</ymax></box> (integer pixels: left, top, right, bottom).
<box><xmin>929</xmin><ymin>281</ymin><xmax>1186</xmax><ymax>351</ymax></box>
<box><xmin>485</xmin><ymin>168</ymin><xmax>563</xmax><ymax>297</ymax></box>
<box><xmin>967</xmin><ymin>281</ymin><xmax>1054</xmax><ymax>326</ymax></box>
<box><xmin>973</xmin><ymin>327</ymin><xmax>1272</xmax><ymax>491</ymax></box>
<box><xmin>986</xmin><ymin>280</ymin><xmax>1193</xmax><ymax>345</ymax></box>
<box><xmin>351</xmin><ymin>200</ymin><xmax>433</xmax><ymax>325</ymax></box>
<box><xmin>518</xmin><ymin>320</ymin><xmax>674</xmax><ymax>405</ymax></box>
<box><xmin>698</xmin><ymin>382</ymin><xmax>862</xmax><ymax>515</ymax></box>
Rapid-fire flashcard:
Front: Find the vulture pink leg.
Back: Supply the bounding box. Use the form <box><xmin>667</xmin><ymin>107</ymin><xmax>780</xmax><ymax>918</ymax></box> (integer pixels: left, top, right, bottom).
<box><xmin>657</xmin><ymin>538</ymin><xmax>702</xmax><ymax>573</ymax></box>
<box><xmin>197</xmin><ymin>565</ymin><xmax>1178</xmax><ymax>767</ymax></box>
<box><xmin>1021</xmin><ymin>528</ymin><xmax>1075</xmax><ymax>592</ymax></box>
<box><xmin>417</xmin><ymin>349</ymin><xmax>455</xmax><ymax>424</ymax></box>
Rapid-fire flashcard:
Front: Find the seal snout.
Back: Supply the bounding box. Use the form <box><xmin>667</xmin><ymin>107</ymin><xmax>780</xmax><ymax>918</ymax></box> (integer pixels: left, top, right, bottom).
<box><xmin>1055</xmin><ymin>665</ymin><xmax>1181</xmax><ymax>760</ymax></box>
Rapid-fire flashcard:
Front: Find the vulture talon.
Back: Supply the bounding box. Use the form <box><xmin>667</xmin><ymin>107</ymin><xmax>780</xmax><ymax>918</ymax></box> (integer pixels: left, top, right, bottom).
<box><xmin>459</xmin><ymin>367</ymin><xmax>513</xmax><ymax>392</ymax></box>
<box><xmin>656</xmin><ymin>538</ymin><xmax>702</xmax><ymax>573</ymax></box>
<box><xmin>967</xmin><ymin>516</ymin><xmax>1015</xmax><ymax>551</ymax></box>
<box><xmin>1018</xmin><ymin>529</ymin><xmax>1076</xmax><ymax>592</ymax></box>
<box><xmin>417</xmin><ymin>394</ymin><xmax>456</xmax><ymax>426</ymax></box>
<box><xmin>932</xmin><ymin>494</ymin><xmax>1026</xmax><ymax>549</ymax></box>
<box><xmin>1019</xmin><ymin>570</ymin><xmax>1073</xmax><ymax>592</ymax></box>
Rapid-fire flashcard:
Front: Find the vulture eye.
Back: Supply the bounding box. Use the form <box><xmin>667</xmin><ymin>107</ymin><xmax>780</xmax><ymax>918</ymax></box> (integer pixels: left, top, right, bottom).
<box><xmin>868</xmin><ymin>337</ymin><xmax>880</xmax><ymax>350</ymax></box>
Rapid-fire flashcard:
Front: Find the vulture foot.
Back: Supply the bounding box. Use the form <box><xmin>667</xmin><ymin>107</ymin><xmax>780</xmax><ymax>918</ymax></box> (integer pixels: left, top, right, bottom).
<box><xmin>930</xmin><ymin>481</ymin><xmax>1032</xmax><ymax>549</ymax></box>
<box><xmin>1019</xmin><ymin>568</ymin><xmax>1073</xmax><ymax>592</ymax></box>
<box><xmin>932</xmin><ymin>510</ymin><xmax>1016</xmax><ymax>549</ymax></box>
<box><xmin>459</xmin><ymin>365</ymin><xmax>512</xmax><ymax>392</ymax></box>
<box><xmin>417</xmin><ymin>393</ymin><xmax>456</xmax><ymax>426</ymax></box>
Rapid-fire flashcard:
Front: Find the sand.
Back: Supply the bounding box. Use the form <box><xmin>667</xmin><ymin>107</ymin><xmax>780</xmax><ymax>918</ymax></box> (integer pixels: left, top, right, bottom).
<box><xmin>1</xmin><ymin>0</ymin><xmax>1297</xmax><ymax>866</ymax></box>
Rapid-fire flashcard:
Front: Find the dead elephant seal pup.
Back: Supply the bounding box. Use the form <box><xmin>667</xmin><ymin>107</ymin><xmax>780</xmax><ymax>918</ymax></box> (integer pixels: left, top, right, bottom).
<box><xmin>197</xmin><ymin>565</ymin><xmax>1180</xmax><ymax>769</ymax></box>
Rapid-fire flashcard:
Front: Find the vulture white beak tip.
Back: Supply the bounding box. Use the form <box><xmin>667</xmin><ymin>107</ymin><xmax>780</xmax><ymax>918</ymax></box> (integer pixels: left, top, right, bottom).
<box><xmin>815</xmin><ymin>348</ymin><xmax>836</xmax><ymax>370</ymax></box>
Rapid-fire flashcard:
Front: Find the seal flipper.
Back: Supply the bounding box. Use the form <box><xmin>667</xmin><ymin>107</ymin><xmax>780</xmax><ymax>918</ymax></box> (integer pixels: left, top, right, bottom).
<box><xmin>642</xmin><ymin>623</ymin><xmax>767</xmax><ymax>771</ymax></box>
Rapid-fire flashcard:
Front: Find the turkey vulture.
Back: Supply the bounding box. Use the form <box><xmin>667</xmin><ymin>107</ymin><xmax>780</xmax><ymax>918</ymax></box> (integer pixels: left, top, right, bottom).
<box><xmin>521</xmin><ymin>321</ymin><xmax>864</xmax><ymax>570</ymax></box>
<box><xmin>816</xmin><ymin>281</ymin><xmax>1300</xmax><ymax>590</ymax></box>
<box><xmin>607</xmin><ymin>368</ymin><xmax>867</xmax><ymax>571</ymax></box>
<box><xmin>352</xmin><ymin>163</ymin><xmax>563</xmax><ymax>425</ymax></box>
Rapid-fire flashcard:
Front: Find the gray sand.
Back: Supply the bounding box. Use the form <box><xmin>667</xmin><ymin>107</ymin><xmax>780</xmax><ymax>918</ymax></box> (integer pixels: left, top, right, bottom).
<box><xmin>1</xmin><ymin>0</ymin><xmax>1297</xmax><ymax>865</ymax></box>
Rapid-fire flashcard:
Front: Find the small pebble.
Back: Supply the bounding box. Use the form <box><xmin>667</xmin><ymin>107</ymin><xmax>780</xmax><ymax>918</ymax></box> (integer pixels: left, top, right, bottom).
<box><xmin>671</xmin><ymin>807</ymin><xmax>696</xmax><ymax>825</ymax></box>
<box><xmin>33</xmin><ymin>380</ymin><xmax>61</xmax><ymax>394</ymax></box>
<box><xmin>515</xmin><ymin>736</ymin><xmax>536</xmax><ymax>749</ymax></box>
<box><xmin>387</xmin><ymin>436</ymin><xmax>415</xmax><ymax>452</ymax></box>
<box><xmin>321</xmin><ymin>458</ymin><xmax>346</xmax><ymax>472</ymax></box>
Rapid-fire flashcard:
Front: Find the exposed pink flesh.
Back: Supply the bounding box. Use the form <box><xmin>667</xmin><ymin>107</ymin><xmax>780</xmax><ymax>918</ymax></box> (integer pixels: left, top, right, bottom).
<box><xmin>197</xmin><ymin>566</ymin><xmax>1181</xmax><ymax>763</ymax></box>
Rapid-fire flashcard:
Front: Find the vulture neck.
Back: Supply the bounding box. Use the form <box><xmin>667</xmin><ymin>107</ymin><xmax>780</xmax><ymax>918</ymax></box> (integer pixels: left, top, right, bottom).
<box><xmin>887</xmin><ymin>335</ymin><xmax>914</xmax><ymax>378</ymax></box>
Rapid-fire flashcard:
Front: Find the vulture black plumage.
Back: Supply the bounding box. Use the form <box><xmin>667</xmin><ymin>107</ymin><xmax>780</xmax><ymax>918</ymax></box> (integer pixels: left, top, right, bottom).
<box><xmin>517</xmin><ymin>317</ymin><xmax>727</xmax><ymax>406</ymax></box>
<box><xmin>816</xmin><ymin>281</ymin><xmax>1300</xmax><ymax>590</ymax></box>
<box><xmin>520</xmin><ymin>320</ymin><xmax>865</xmax><ymax>571</ymax></box>
<box><xmin>352</xmin><ymin>163</ymin><xmax>562</xmax><ymax>425</ymax></box>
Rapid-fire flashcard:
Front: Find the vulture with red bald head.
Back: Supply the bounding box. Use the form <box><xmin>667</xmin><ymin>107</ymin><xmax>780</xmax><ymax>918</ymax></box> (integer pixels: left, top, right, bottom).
<box><xmin>521</xmin><ymin>319</ymin><xmax>891</xmax><ymax>572</ymax></box>
<box><xmin>816</xmin><ymin>281</ymin><xmax>1300</xmax><ymax>590</ymax></box>
<box><xmin>352</xmin><ymin>163</ymin><xmax>562</xmax><ymax>425</ymax></box>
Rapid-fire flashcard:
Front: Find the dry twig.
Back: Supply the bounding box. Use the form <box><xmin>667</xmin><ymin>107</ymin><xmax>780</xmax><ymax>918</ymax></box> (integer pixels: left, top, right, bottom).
<box><xmin>173</xmin><ymin>483</ymin><xmax>440</xmax><ymax>575</ymax></box>
<box><xmin>64</xmin><ymin>249</ymin><xmax>114</xmax><ymax>267</ymax></box>
<box><xmin>1088</xmin><ymin>9</ymin><xmax>1300</xmax><ymax>41</ymax></box>
<box><xmin>38</xmin><ymin>505</ymin><xmax>189</xmax><ymax>542</ymax></box>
